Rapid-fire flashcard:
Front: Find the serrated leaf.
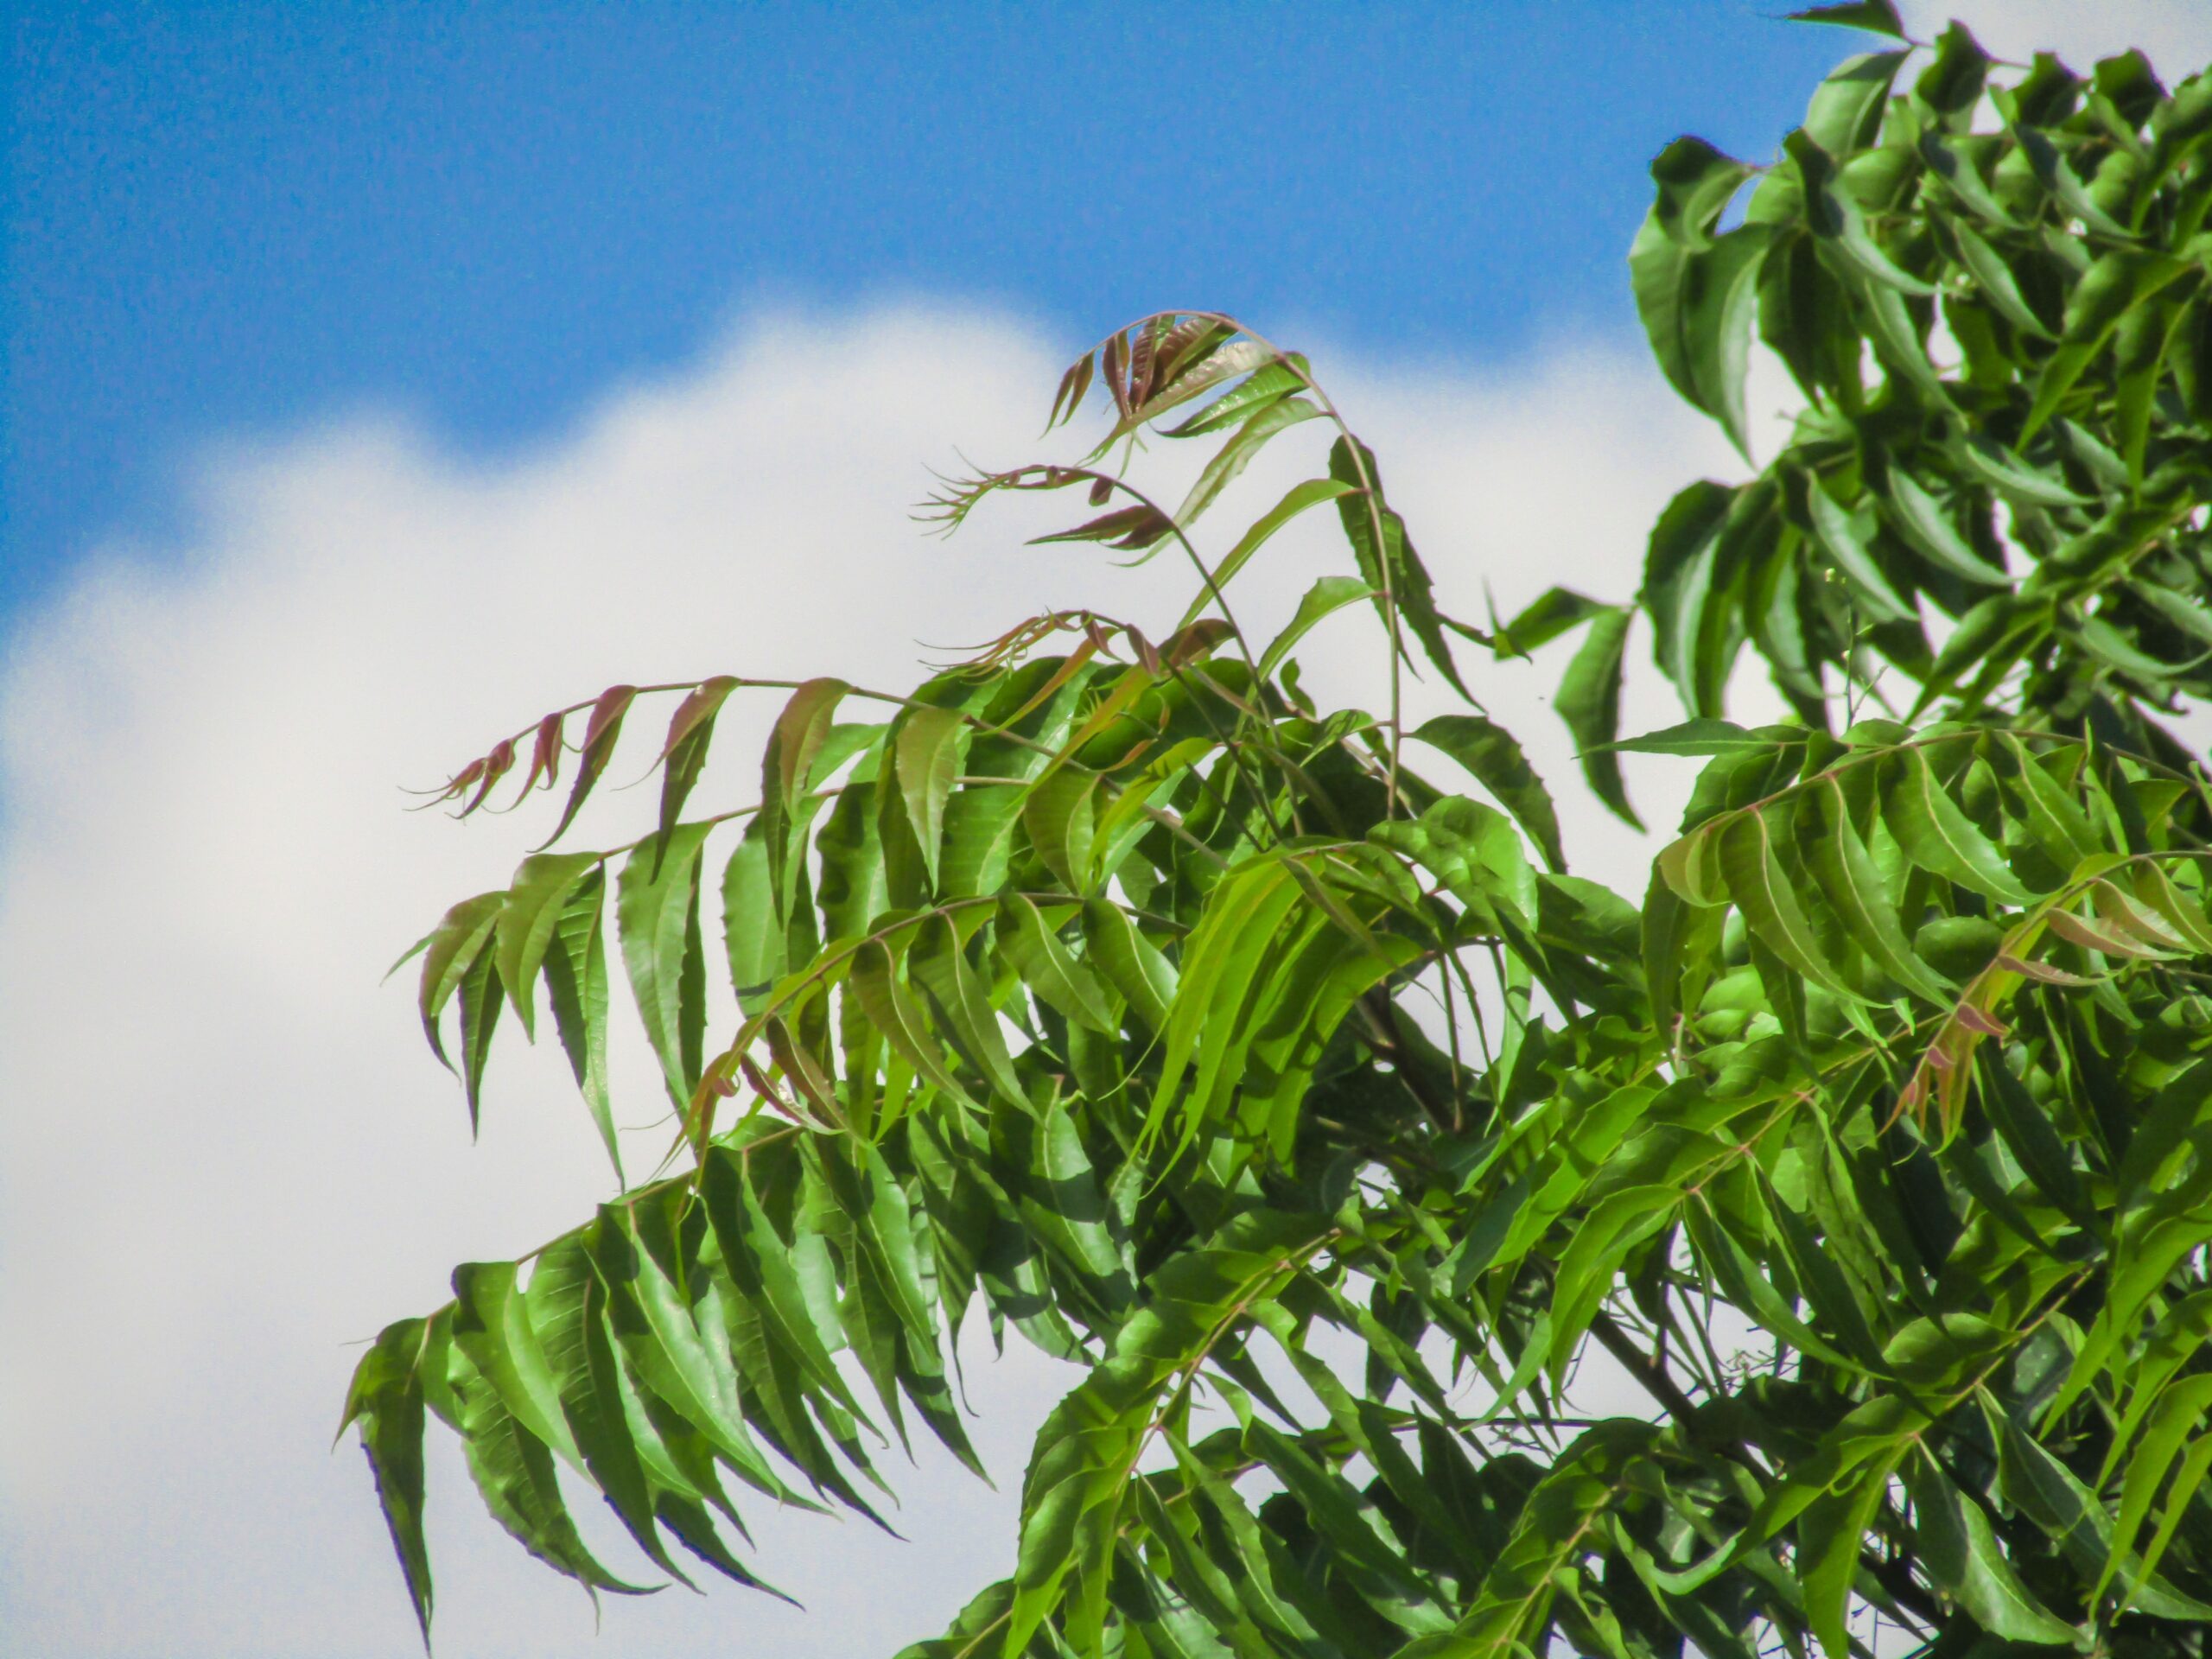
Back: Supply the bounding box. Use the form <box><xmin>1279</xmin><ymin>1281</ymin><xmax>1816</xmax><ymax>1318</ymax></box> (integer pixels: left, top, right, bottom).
<box><xmin>534</xmin><ymin>867</ymin><xmax>621</xmax><ymax>1180</ymax></box>
<box><xmin>908</xmin><ymin>912</ymin><xmax>1024</xmax><ymax>1107</ymax></box>
<box><xmin>617</xmin><ymin>821</ymin><xmax>713</xmax><ymax>1106</ymax></box>
<box><xmin>1413</xmin><ymin>715</ymin><xmax>1564</xmax><ymax>873</ymax></box>
<box><xmin>1081</xmin><ymin>899</ymin><xmax>1175</xmax><ymax>1034</ymax></box>
<box><xmin>1788</xmin><ymin>130</ymin><xmax>1935</xmax><ymax>297</ymax></box>
<box><xmin>2025</xmin><ymin>251</ymin><xmax>2192</xmax><ymax>440</ymax></box>
<box><xmin>1174</xmin><ymin>477</ymin><xmax>1358</xmax><ymax>632</ymax></box>
<box><xmin>1719</xmin><ymin>808</ymin><xmax>1862</xmax><ymax>999</ymax></box>
<box><xmin>1885</xmin><ymin>468</ymin><xmax>2010</xmax><ymax>586</ymax></box>
<box><xmin>1331</xmin><ymin>436</ymin><xmax>1474</xmax><ymax>703</ymax></box>
<box><xmin>540</xmin><ymin>684</ymin><xmax>638</xmax><ymax>850</ymax></box>
<box><xmin>1555</xmin><ymin>607</ymin><xmax>1640</xmax><ymax>829</ymax></box>
<box><xmin>1021</xmin><ymin>765</ymin><xmax>1098</xmax><ymax>893</ymax></box>
<box><xmin>455</xmin><ymin>934</ymin><xmax>504</xmax><ymax>1134</ymax></box>
<box><xmin>1882</xmin><ymin>747</ymin><xmax>2037</xmax><ymax>904</ymax></box>
<box><xmin>495</xmin><ymin>852</ymin><xmax>601</xmax><ymax>1037</ymax></box>
<box><xmin>416</xmin><ymin>892</ymin><xmax>505</xmax><ymax>1074</ymax></box>
<box><xmin>453</xmin><ymin>1259</ymin><xmax>583</xmax><ymax>1474</ymax></box>
<box><xmin>1788</xmin><ymin>0</ymin><xmax>1903</xmax><ymax>38</ymax></box>
<box><xmin>1804</xmin><ymin>479</ymin><xmax>1915</xmax><ymax>622</ymax></box>
<box><xmin>1259</xmin><ymin>576</ymin><xmax>1374</xmax><ymax>681</ymax></box>
<box><xmin>1906</xmin><ymin>1452</ymin><xmax>2078</xmax><ymax>1642</ymax></box>
<box><xmin>894</xmin><ymin>704</ymin><xmax>968</xmax><ymax>892</ymax></box>
<box><xmin>1808</xmin><ymin>779</ymin><xmax>1952</xmax><ymax>1001</ymax></box>
<box><xmin>1802</xmin><ymin>1453</ymin><xmax>1906</xmax><ymax>1658</ymax></box>
<box><xmin>1945</xmin><ymin>216</ymin><xmax>2050</xmax><ymax>335</ymax></box>
<box><xmin>1604</xmin><ymin>718</ymin><xmax>1775</xmax><ymax>756</ymax></box>
<box><xmin>761</xmin><ymin>677</ymin><xmax>849</xmax><ymax>902</ymax></box>
<box><xmin>342</xmin><ymin>1319</ymin><xmax>435</xmax><ymax>1648</ymax></box>
<box><xmin>721</xmin><ymin>819</ymin><xmax>785</xmax><ymax>1014</ymax></box>
<box><xmin>1001</xmin><ymin>893</ymin><xmax>1117</xmax><ymax>1033</ymax></box>
<box><xmin>652</xmin><ymin>676</ymin><xmax>739</xmax><ymax>866</ymax></box>
<box><xmin>2103</xmin><ymin>1372</ymin><xmax>2212</xmax><ymax>1608</ymax></box>
<box><xmin>448</xmin><ymin>1347</ymin><xmax>658</xmax><ymax>1599</ymax></box>
<box><xmin>1175</xmin><ymin>396</ymin><xmax>1322</xmax><ymax>529</ymax></box>
<box><xmin>522</xmin><ymin>1241</ymin><xmax>693</xmax><ymax>1586</ymax></box>
<box><xmin>849</xmin><ymin>937</ymin><xmax>973</xmax><ymax>1110</ymax></box>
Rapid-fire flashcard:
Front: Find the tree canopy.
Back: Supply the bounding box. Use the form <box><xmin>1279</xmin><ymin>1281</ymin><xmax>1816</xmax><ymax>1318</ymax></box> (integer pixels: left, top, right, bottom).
<box><xmin>345</xmin><ymin>8</ymin><xmax>2212</xmax><ymax>1655</ymax></box>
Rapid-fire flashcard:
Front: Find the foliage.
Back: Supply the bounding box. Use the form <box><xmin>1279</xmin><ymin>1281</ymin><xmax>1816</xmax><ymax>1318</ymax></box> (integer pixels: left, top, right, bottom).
<box><xmin>344</xmin><ymin>12</ymin><xmax>2212</xmax><ymax>1656</ymax></box>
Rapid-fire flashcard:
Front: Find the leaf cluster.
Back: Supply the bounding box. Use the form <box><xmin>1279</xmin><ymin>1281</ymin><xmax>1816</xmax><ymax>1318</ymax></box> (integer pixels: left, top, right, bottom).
<box><xmin>343</xmin><ymin>25</ymin><xmax>2212</xmax><ymax>1659</ymax></box>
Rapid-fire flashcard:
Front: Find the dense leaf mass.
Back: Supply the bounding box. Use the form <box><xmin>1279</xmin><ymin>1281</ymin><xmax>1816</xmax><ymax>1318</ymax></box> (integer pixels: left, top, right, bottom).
<box><xmin>349</xmin><ymin>18</ymin><xmax>2212</xmax><ymax>1657</ymax></box>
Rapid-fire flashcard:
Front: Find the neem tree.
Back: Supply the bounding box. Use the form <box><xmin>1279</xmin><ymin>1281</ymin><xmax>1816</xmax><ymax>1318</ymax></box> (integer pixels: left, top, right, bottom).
<box><xmin>344</xmin><ymin>8</ymin><xmax>2212</xmax><ymax>1655</ymax></box>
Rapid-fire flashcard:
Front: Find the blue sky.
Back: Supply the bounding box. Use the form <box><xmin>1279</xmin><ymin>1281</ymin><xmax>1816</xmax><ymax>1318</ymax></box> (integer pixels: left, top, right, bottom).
<box><xmin>6</xmin><ymin>0</ymin><xmax>1862</xmax><ymax>611</ymax></box>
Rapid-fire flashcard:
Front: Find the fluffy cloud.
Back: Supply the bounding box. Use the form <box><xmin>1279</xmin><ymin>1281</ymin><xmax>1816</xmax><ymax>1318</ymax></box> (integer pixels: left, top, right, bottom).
<box><xmin>0</xmin><ymin>304</ymin><xmax>1736</xmax><ymax>1656</ymax></box>
<box><xmin>1906</xmin><ymin>0</ymin><xmax>2211</xmax><ymax>75</ymax></box>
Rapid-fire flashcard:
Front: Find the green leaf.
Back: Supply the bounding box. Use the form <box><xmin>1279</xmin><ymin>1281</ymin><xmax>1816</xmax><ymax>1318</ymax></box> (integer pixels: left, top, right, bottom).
<box><xmin>1330</xmin><ymin>436</ymin><xmax>1475</xmax><ymax>703</ymax></box>
<box><xmin>699</xmin><ymin>1146</ymin><xmax>866</xmax><ymax>1420</ymax></box>
<box><xmin>341</xmin><ymin>1319</ymin><xmax>435</xmax><ymax>1648</ymax></box>
<box><xmin>495</xmin><ymin>851</ymin><xmax>601</xmax><ymax>1037</ymax></box>
<box><xmin>894</xmin><ymin>704</ymin><xmax>968</xmax><ymax>893</ymax></box>
<box><xmin>1633</xmin><ymin>145</ymin><xmax>1755</xmax><ymax>421</ymax></box>
<box><xmin>1787</xmin><ymin>130</ymin><xmax>1935</xmax><ymax>297</ymax></box>
<box><xmin>455</xmin><ymin>934</ymin><xmax>505</xmax><ymax>1134</ymax></box>
<box><xmin>1881</xmin><ymin>747</ymin><xmax>2037</xmax><ymax>904</ymax></box>
<box><xmin>1688</xmin><ymin>226</ymin><xmax>1772</xmax><ymax>456</ymax></box>
<box><xmin>1885</xmin><ymin>467</ymin><xmax>2010</xmax><ymax>586</ymax></box>
<box><xmin>1413</xmin><ymin>715</ymin><xmax>1564</xmax><ymax>873</ymax></box>
<box><xmin>447</xmin><ymin>1346</ymin><xmax>657</xmax><ymax>1599</ymax></box>
<box><xmin>1640</xmin><ymin>479</ymin><xmax>1738</xmax><ymax>715</ymax></box>
<box><xmin>2134</xmin><ymin>1434</ymin><xmax>2212</xmax><ymax>1613</ymax></box>
<box><xmin>1647</xmin><ymin>137</ymin><xmax>1756</xmax><ymax>244</ymax></box>
<box><xmin>1259</xmin><ymin>575</ymin><xmax>1374</xmax><ymax>680</ymax></box>
<box><xmin>1787</xmin><ymin>0</ymin><xmax>1903</xmax><ymax>38</ymax></box>
<box><xmin>1718</xmin><ymin>808</ymin><xmax>1861</xmax><ymax>999</ymax></box>
<box><xmin>1905</xmin><ymin>1452</ymin><xmax>2078</xmax><ymax>1643</ymax></box>
<box><xmin>721</xmin><ymin>819</ymin><xmax>785</xmax><ymax>1014</ymax></box>
<box><xmin>1804</xmin><ymin>475</ymin><xmax>1916</xmax><ymax>623</ymax></box>
<box><xmin>1806</xmin><ymin>780</ymin><xmax>1952</xmax><ymax>1001</ymax></box>
<box><xmin>1005</xmin><ymin>1212</ymin><xmax>1332</xmax><ymax>1653</ymax></box>
<box><xmin>452</xmin><ymin>1260</ymin><xmax>583</xmax><ymax>1471</ymax></box>
<box><xmin>539</xmin><ymin>867</ymin><xmax>621</xmax><ymax>1179</ymax></box>
<box><xmin>849</xmin><ymin>936</ymin><xmax>974</xmax><ymax>1109</ymax></box>
<box><xmin>1175</xmin><ymin>397</ymin><xmax>1322</xmax><ymax>528</ymax></box>
<box><xmin>1803</xmin><ymin>48</ymin><xmax>1910</xmax><ymax>155</ymax></box>
<box><xmin>523</xmin><ymin>1241</ymin><xmax>693</xmax><ymax>1586</ymax></box>
<box><xmin>1944</xmin><ymin>216</ymin><xmax>2050</xmax><ymax>336</ymax></box>
<box><xmin>1800</xmin><ymin>1452</ymin><xmax>1906</xmax><ymax>1659</ymax></box>
<box><xmin>617</xmin><ymin>821</ymin><xmax>713</xmax><ymax>1106</ymax></box>
<box><xmin>1158</xmin><ymin>354</ymin><xmax>1303</xmax><ymax>438</ymax></box>
<box><xmin>540</xmin><ymin>684</ymin><xmax>638</xmax><ymax>850</ymax></box>
<box><xmin>1174</xmin><ymin>477</ymin><xmax>1357</xmax><ymax>632</ymax></box>
<box><xmin>1604</xmin><ymin>719</ymin><xmax>1774</xmax><ymax>756</ymax></box>
<box><xmin>2103</xmin><ymin>1373</ymin><xmax>2212</xmax><ymax>1608</ymax></box>
<box><xmin>416</xmin><ymin>891</ymin><xmax>505</xmax><ymax>1074</ymax></box>
<box><xmin>1493</xmin><ymin>586</ymin><xmax>1605</xmax><ymax>658</ymax></box>
<box><xmin>1951</xmin><ymin>432</ymin><xmax>2086</xmax><ymax>507</ymax></box>
<box><xmin>1554</xmin><ymin>607</ymin><xmax>1640</xmax><ymax>828</ymax></box>
<box><xmin>1081</xmin><ymin>899</ymin><xmax>1175</xmax><ymax>1035</ymax></box>
<box><xmin>1020</xmin><ymin>765</ymin><xmax>1098</xmax><ymax>893</ymax></box>
<box><xmin>760</xmin><ymin>677</ymin><xmax>849</xmax><ymax>900</ymax></box>
<box><xmin>1001</xmin><ymin>893</ymin><xmax>1118</xmax><ymax>1034</ymax></box>
<box><xmin>594</xmin><ymin>1198</ymin><xmax>782</xmax><ymax>1496</ymax></box>
<box><xmin>2024</xmin><ymin>251</ymin><xmax>2192</xmax><ymax>440</ymax></box>
<box><xmin>908</xmin><ymin>912</ymin><xmax>1025</xmax><ymax>1107</ymax></box>
<box><xmin>651</xmin><ymin>676</ymin><xmax>739</xmax><ymax>866</ymax></box>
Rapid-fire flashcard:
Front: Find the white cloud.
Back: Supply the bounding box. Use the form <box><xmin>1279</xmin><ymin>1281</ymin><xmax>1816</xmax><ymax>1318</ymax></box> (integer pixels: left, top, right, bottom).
<box><xmin>1907</xmin><ymin>0</ymin><xmax>2210</xmax><ymax>76</ymax></box>
<box><xmin>0</xmin><ymin>302</ymin><xmax>1738</xmax><ymax>1656</ymax></box>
